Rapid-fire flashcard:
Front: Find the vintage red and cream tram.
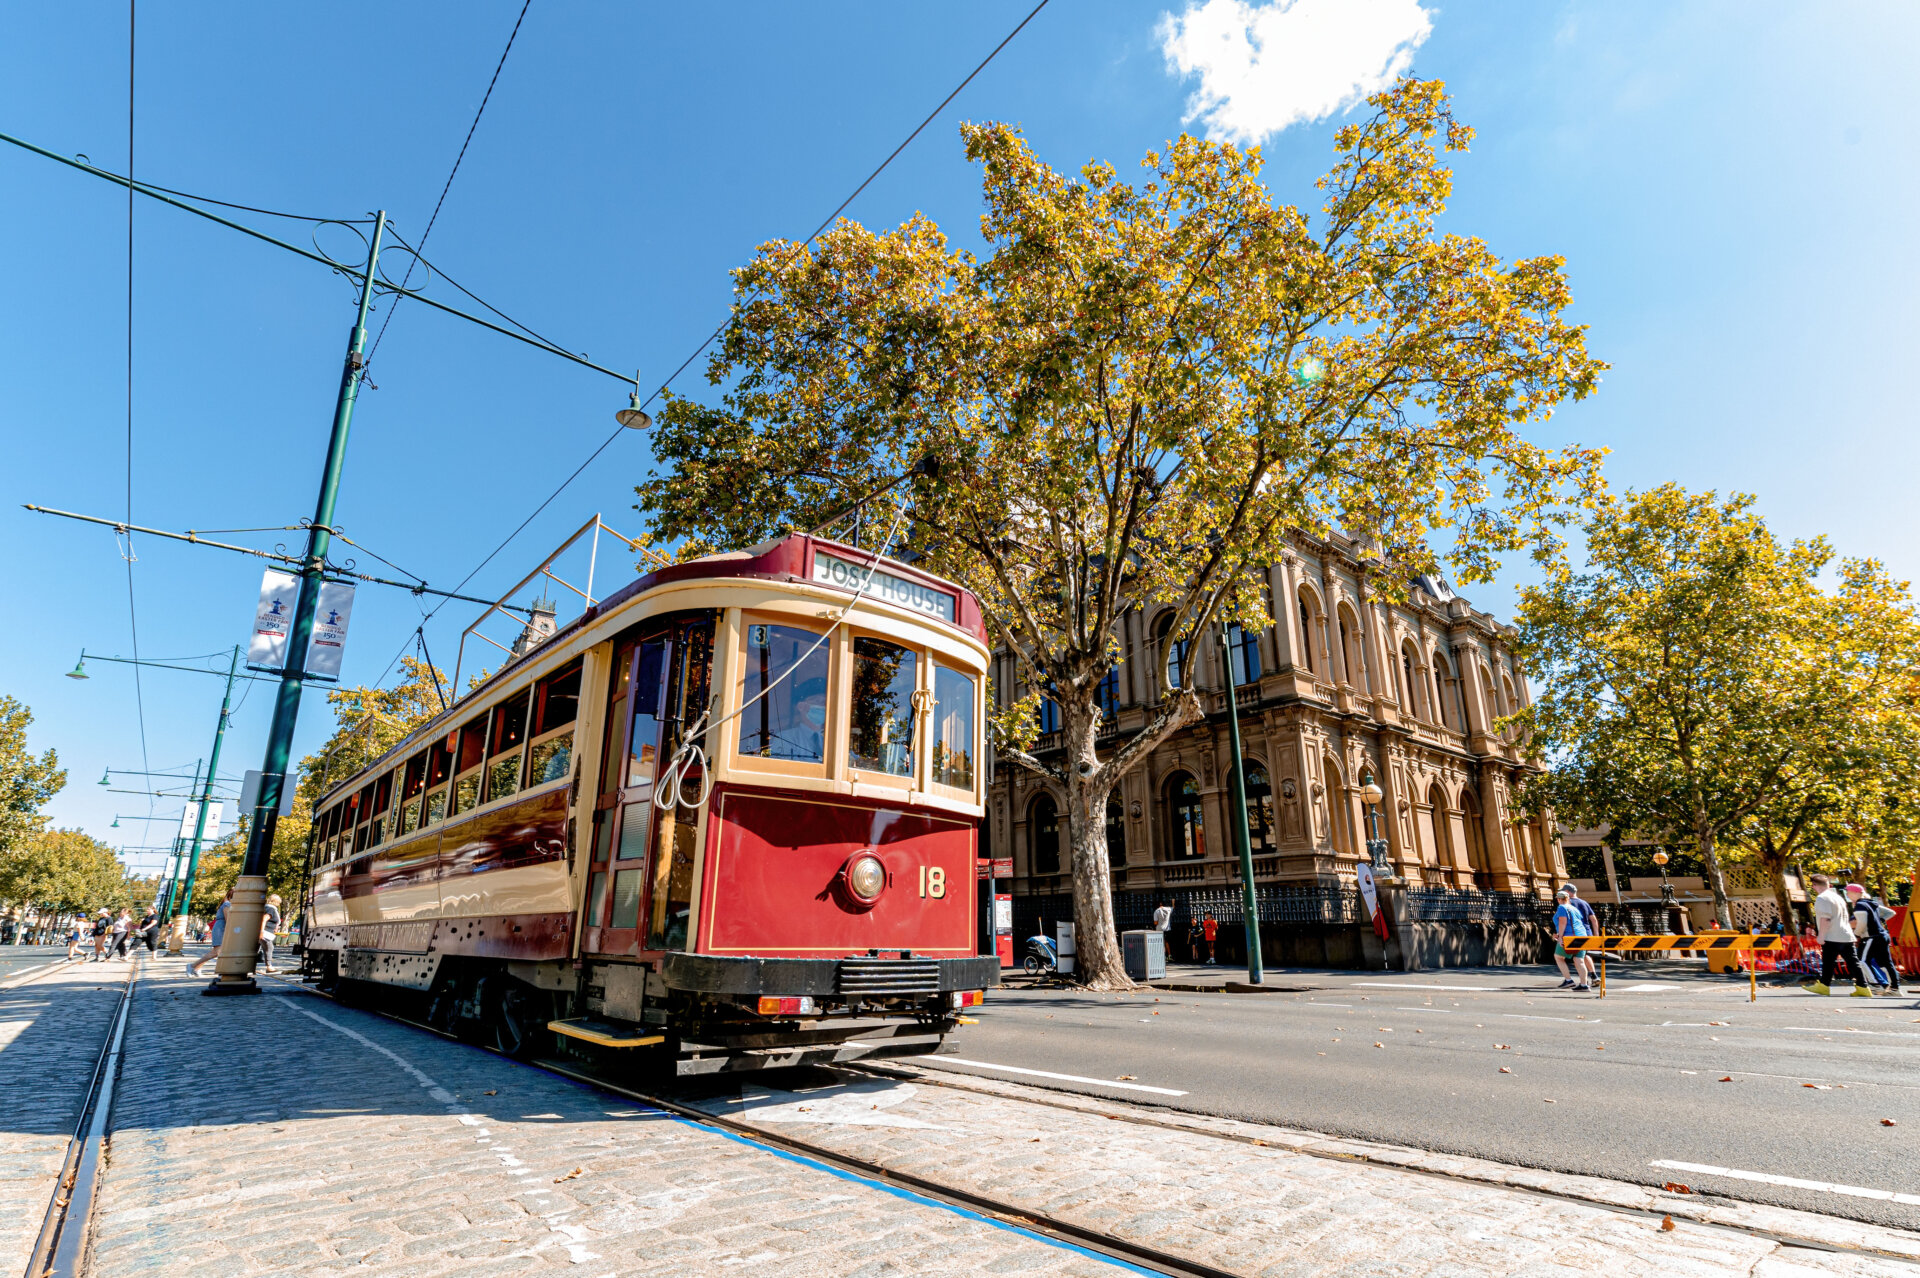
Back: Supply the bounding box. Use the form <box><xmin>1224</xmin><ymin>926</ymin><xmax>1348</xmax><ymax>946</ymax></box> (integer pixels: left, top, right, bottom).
<box><xmin>303</xmin><ymin>534</ymin><xmax>996</xmax><ymax>1071</ymax></box>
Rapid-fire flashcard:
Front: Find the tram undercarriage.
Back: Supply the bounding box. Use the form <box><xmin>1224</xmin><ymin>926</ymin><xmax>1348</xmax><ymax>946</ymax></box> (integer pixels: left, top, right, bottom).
<box><xmin>310</xmin><ymin>947</ymin><xmax>996</xmax><ymax>1075</ymax></box>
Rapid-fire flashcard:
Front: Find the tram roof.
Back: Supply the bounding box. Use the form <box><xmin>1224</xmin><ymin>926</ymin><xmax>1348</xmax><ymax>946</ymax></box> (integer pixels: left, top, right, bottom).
<box><xmin>316</xmin><ymin>534</ymin><xmax>984</xmax><ymax>807</ymax></box>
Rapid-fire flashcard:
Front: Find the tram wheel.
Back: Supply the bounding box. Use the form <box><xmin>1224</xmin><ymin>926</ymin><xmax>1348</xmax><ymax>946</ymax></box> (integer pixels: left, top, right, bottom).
<box><xmin>491</xmin><ymin>982</ymin><xmax>545</xmax><ymax>1060</ymax></box>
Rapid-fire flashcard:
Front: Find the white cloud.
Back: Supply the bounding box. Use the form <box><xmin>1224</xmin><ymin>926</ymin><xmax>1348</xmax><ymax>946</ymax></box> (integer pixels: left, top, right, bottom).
<box><xmin>1159</xmin><ymin>0</ymin><xmax>1435</xmax><ymax>145</ymax></box>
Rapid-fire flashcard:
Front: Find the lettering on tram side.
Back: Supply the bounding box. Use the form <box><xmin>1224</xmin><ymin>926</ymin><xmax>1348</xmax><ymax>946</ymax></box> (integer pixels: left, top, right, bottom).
<box><xmin>812</xmin><ymin>552</ymin><xmax>956</xmax><ymax>623</ymax></box>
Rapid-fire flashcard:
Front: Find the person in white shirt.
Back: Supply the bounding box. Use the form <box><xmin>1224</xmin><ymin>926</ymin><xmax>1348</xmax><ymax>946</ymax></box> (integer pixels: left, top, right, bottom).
<box><xmin>1152</xmin><ymin>902</ymin><xmax>1172</xmax><ymax>934</ymax></box>
<box><xmin>1804</xmin><ymin>873</ymin><xmax>1871</xmax><ymax>997</ymax></box>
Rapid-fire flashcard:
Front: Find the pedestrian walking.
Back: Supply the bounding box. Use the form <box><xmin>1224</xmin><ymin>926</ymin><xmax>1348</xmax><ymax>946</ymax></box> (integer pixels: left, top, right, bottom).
<box><xmin>1562</xmin><ymin>882</ymin><xmax>1600</xmax><ymax>987</ymax></box>
<box><xmin>1186</xmin><ymin>916</ymin><xmax>1204</xmax><ymax>964</ymax></box>
<box><xmin>107</xmin><ymin>909</ymin><xmax>134</xmax><ymax>959</ymax></box>
<box><xmin>1552</xmin><ymin>888</ymin><xmax>1592</xmax><ymax>990</ymax></box>
<box><xmin>136</xmin><ymin>909</ymin><xmax>160</xmax><ymax>954</ymax></box>
<box><xmin>65</xmin><ymin>919</ymin><xmax>85</xmax><ymax>961</ymax></box>
<box><xmin>1200</xmin><ymin>913</ymin><xmax>1219</xmax><ymax>965</ymax></box>
<box><xmin>1803</xmin><ymin>873</ymin><xmax>1872</xmax><ymax>997</ymax></box>
<box><xmin>186</xmin><ymin>889</ymin><xmax>233</xmax><ymax>977</ymax></box>
<box><xmin>257</xmin><ymin>894</ymin><xmax>284</xmax><ymax>973</ymax></box>
<box><xmin>89</xmin><ymin>909</ymin><xmax>111</xmax><ymax>961</ymax></box>
<box><xmin>1847</xmin><ymin>884</ymin><xmax>1901</xmax><ymax>994</ymax></box>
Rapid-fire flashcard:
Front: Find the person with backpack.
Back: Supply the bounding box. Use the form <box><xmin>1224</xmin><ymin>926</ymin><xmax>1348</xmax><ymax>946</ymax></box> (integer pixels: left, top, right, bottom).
<box><xmin>1563</xmin><ymin>883</ymin><xmax>1600</xmax><ymax>987</ymax></box>
<box><xmin>1847</xmin><ymin>884</ymin><xmax>1901</xmax><ymax>995</ymax></box>
<box><xmin>1804</xmin><ymin>873</ymin><xmax>1872</xmax><ymax>997</ymax></box>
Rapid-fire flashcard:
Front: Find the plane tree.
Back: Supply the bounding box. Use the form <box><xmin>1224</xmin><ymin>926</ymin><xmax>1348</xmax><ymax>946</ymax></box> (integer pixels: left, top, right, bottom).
<box><xmin>638</xmin><ymin>79</ymin><xmax>1605</xmax><ymax>987</ymax></box>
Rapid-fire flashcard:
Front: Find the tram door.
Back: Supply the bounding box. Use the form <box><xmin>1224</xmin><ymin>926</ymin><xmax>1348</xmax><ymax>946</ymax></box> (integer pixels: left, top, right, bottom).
<box><xmin>583</xmin><ymin>619</ymin><xmax>711</xmax><ymax>956</ymax></box>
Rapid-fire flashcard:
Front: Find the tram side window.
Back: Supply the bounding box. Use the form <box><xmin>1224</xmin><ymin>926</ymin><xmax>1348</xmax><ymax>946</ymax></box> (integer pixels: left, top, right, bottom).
<box><xmin>450</xmin><ymin>715</ymin><xmax>489</xmax><ymax>816</ymax></box>
<box><xmin>423</xmin><ymin>738</ymin><xmax>454</xmax><ymax>827</ymax></box>
<box><xmin>738</xmin><ymin>623</ymin><xmax>829</xmax><ymax>764</ymax></box>
<box><xmin>318</xmin><ymin>805</ymin><xmax>336</xmax><ymax>862</ymax></box>
<box><xmin>369</xmin><ymin>771</ymin><xmax>393</xmax><ymax>848</ymax></box>
<box><xmin>352</xmin><ymin>782</ymin><xmax>377</xmax><ymax>854</ymax></box>
<box><xmin>931</xmin><ymin>663</ymin><xmax>976</xmax><ymax>791</ymax></box>
<box><xmin>485</xmin><ymin>691</ymin><xmax>530</xmax><ymax>804</ymax></box>
<box><xmin>849</xmin><ymin>638</ymin><xmax>917</xmax><ymax>778</ymax></box>
<box><xmin>398</xmin><ymin>752</ymin><xmax>427</xmax><ymax>836</ymax></box>
<box><xmin>528</xmin><ymin>660</ymin><xmax>581</xmax><ymax>787</ymax></box>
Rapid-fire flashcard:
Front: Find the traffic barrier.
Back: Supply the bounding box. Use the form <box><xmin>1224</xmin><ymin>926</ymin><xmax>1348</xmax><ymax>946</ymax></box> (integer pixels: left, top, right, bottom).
<box><xmin>1563</xmin><ymin>933</ymin><xmax>1786</xmax><ymax>1000</ymax></box>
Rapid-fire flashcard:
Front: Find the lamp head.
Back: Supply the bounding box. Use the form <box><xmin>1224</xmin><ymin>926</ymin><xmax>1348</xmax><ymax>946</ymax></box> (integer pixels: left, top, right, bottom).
<box><xmin>98</xmin><ymin>768</ymin><xmax>111</xmax><ymax>787</ymax></box>
<box><xmin>1358</xmin><ymin>773</ymin><xmax>1383</xmax><ymax>805</ymax></box>
<box><xmin>110</xmin><ymin>816</ymin><xmax>120</xmax><ymax>829</ymax></box>
<box><xmin>66</xmin><ymin>654</ymin><xmax>89</xmax><ymax>680</ymax></box>
<box><xmin>616</xmin><ymin>374</ymin><xmax>652</xmax><ymax>430</ymax></box>
<box><xmin>1652</xmin><ymin>851</ymin><xmax>1669</xmax><ymax>867</ymax></box>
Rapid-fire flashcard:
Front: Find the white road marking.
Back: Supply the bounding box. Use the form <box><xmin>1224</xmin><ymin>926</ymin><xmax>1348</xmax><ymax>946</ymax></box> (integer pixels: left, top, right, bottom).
<box><xmin>1307</xmin><ymin>1002</ymin><xmax>1353</xmax><ymax>1009</ymax></box>
<box><xmin>925</xmin><ymin>1056</ymin><xmax>1189</xmax><ymax>1096</ymax></box>
<box><xmin>1396</xmin><ymin>1007</ymin><xmax>1454</xmax><ymax>1013</ymax></box>
<box><xmin>1649</xmin><ymin>1160</ymin><xmax>1920</xmax><ymax>1206</ymax></box>
<box><xmin>1351</xmin><ymin>983</ymin><xmax>1498</xmax><ymax>992</ymax></box>
<box><xmin>1780</xmin><ymin>1026</ymin><xmax>1920</xmax><ymax>1040</ymax></box>
<box><xmin>1607</xmin><ymin>982</ymin><xmax>1683</xmax><ymax>991</ymax></box>
<box><xmin>1504</xmin><ymin>1014</ymin><xmax>1602</xmax><ymax>1023</ymax></box>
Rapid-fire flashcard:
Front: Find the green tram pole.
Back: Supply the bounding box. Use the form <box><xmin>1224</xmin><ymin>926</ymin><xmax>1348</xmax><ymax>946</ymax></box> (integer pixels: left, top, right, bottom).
<box><xmin>154</xmin><ymin>758</ymin><xmax>199</xmax><ymax>920</ymax></box>
<box><xmin>1218</xmin><ymin>627</ymin><xmax>1264</xmax><ymax>985</ymax></box>
<box><xmin>206</xmin><ymin>212</ymin><xmax>386</xmax><ymax>995</ymax></box>
<box><xmin>170</xmin><ymin>644</ymin><xmax>242</xmax><ymax>954</ymax></box>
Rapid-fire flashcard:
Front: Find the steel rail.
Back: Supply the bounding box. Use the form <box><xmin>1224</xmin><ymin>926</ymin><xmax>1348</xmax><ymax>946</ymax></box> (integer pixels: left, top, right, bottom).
<box><xmin>264</xmin><ymin>975</ymin><xmax>1217</xmax><ymax>1277</ymax></box>
<box><xmin>24</xmin><ymin>960</ymin><xmax>137</xmax><ymax>1278</ymax></box>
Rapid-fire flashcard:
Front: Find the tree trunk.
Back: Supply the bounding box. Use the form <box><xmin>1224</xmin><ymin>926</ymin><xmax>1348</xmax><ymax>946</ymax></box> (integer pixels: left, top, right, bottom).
<box><xmin>1695</xmin><ymin>815</ymin><xmax>1733</xmax><ymax>930</ymax></box>
<box><xmin>1063</xmin><ymin>698</ymin><xmax>1130</xmax><ymax>990</ymax></box>
<box><xmin>1758</xmin><ymin>840</ymin><xmax>1794</xmax><ymax>936</ymax></box>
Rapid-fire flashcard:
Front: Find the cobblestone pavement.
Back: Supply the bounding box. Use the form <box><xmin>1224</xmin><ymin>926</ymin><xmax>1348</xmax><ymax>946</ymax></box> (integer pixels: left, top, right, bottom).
<box><xmin>82</xmin><ymin>965</ymin><xmax>1125</xmax><ymax>1277</ymax></box>
<box><xmin>0</xmin><ymin>957</ymin><xmax>136</xmax><ymax>1275</ymax></box>
<box><xmin>688</xmin><ymin>1061</ymin><xmax>1920</xmax><ymax>1278</ymax></box>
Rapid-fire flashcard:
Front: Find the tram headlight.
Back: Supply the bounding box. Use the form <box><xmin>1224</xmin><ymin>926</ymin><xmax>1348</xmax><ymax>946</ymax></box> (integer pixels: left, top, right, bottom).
<box><xmin>846</xmin><ymin>854</ymin><xmax>886</xmax><ymax>902</ymax></box>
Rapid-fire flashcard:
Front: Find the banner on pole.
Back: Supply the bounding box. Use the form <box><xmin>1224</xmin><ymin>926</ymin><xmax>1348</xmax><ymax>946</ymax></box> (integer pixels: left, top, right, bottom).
<box><xmin>178</xmin><ymin>801</ymin><xmax>225</xmax><ymax>841</ymax></box>
<box><xmin>304</xmin><ymin>580</ymin><xmax>356</xmax><ymax>680</ymax></box>
<box><xmin>1355</xmin><ymin>861</ymin><xmax>1390</xmax><ymax>941</ymax></box>
<box><xmin>248</xmin><ymin>569</ymin><xmax>300</xmax><ymax>670</ymax></box>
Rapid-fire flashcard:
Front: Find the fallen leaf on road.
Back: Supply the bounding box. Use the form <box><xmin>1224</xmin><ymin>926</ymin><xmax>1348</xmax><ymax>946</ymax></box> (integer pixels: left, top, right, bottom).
<box><xmin>1662</xmin><ymin>1182</ymin><xmax>1693</xmax><ymax>1194</ymax></box>
<box><xmin>1373</xmin><ymin>1042</ymin><xmax>1384</xmax><ymax>1048</ymax></box>
<box><xmin>1660</xmin><ymin>1215</ymin><xmax>1675</xmax><ymax>1232</ymax></box>
<box><xmin>483</xmin><ymin>1090</ymin><xmax>498</xmax><ymax>1096</ymax></box>
<box><xmin>1543</xmin><ymin>1098</ymin><xmax>1557</xmax><ymax>1103</ymax></box>
<box><xmin>554</xmin><ymin>1168</ymin><xmax>583</xmax><ymax>1183</ymax></box>
<box><xmin>1596</xmin><ymin>1045</ymin><xmax>1605</xmax><ymax>1051</ymax></box>
<box><xmin>1115</xmin><ymin>1075</ymin><xmax>1137</xmax><ymax>1081</ymax></box>
<box><xmin>1708</xmin><ymin>1021</ymin><xmax>1728</xmax><ymax>1027</ymax></box>
<box><xmin>1317</xmin><ymin>1052</ymin><xmax>1326</xmax><ymax>1056</ymax></box>
<box><xmin>1499</xmin><ymin>1067</ymin><xmax>1512</xmax><ymax>1074</ymax></box>
<box><xmin>1803</xmin><ymin>1084</ymin><xmax>1832</xmax><ymax>1090</ymax></box>
<box><xmin>1718</xmin><ymin>1076</ymin><xmax>1733</xmax><ymax>1083</ymax></box>
<box><xmin>1415</xmin><ymin>1028</ymin><xmax>1424</xmax><ymax>1033</ymax></box>
<box><xmin>1883</xmin><ymin>1119</ymin><xmax>1898</xmax><ymax>1126</ymax></box>
<box><xmin>1495</xmin><ymin>1043</ymin><xmax>1512</xmax><ymax>1050</ymax></box>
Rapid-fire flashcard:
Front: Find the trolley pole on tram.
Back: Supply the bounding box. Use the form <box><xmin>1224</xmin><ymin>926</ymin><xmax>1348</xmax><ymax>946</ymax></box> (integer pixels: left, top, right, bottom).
<box><xmin>206</xmin><ymin>211</ymin><xmax>387</xmax><ymax>995</ymax></box>
<box><xmin>1218</xmin><ymin>627</ymin><xmax>1264</xmax><ymax>985</ymax></box>
<box><xmin>170</xmin><ymin>645</ymin><xmax>241</xmax><ymax>954</ymax></box>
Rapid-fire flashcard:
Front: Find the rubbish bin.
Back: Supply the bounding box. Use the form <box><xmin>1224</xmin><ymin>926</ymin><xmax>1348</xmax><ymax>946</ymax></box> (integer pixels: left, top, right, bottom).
<box><xmin>1122</xmin><ymin>929</ymin><xmax>1166</xmax><ymax>981</ymax></box>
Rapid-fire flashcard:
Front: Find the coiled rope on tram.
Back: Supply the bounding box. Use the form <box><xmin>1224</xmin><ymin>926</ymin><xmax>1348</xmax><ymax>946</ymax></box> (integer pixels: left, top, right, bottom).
<box><xmin>652</xmin><ymin>499</ymin><xmax>912</xmax><ymax>815</ymax></box>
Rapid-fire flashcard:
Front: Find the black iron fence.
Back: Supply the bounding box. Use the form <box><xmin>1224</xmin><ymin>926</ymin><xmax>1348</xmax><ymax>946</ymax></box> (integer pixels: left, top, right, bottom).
<box><xmin>1399</xmin><ymin>886</ymin><xmax>1552</xmax><ymax>925</ymax></box>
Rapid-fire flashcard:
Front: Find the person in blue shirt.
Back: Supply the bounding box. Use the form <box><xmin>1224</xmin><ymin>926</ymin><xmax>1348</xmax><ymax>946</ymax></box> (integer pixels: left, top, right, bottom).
<box><xmin>1553</xmin><ymin>888</ymin><xmax>1592</xmax><ymax>991</ymax></box>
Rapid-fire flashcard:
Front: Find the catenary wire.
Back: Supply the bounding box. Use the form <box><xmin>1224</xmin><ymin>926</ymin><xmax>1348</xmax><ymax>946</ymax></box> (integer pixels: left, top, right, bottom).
<box><xmin>366</xmin><ymin>0</ymin><xmax>533</xmax><ymax>372</ymax></box>
<box><xmin>370</xmin><ymin>0</ymin><xmax>1051</xmax><ymax>695</ymax></box>
<box><xmin>123</xmin><ymin>0</ymin><xmax>154</xmax><ymax>840</ymax></box>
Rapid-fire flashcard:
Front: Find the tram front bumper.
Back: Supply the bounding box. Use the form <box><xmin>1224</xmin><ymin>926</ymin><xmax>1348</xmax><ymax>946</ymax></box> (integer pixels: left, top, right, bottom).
<box><xmin>661</xmin><ymin>952</ymin><xmax>1000</xmax><ymax>1001</ymax></box>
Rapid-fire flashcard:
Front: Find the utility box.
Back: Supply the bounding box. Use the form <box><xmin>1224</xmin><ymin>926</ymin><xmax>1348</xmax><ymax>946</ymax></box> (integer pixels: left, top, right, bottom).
<box><xmin>1056</xmin><ymin>921</ymin><xmax>1076</xmax><ymax>976</ymax></box>
<box><xmin>1122</xmin><ymin>929</ymin><xmax>1166</xmax><ymax>981</ymax></box>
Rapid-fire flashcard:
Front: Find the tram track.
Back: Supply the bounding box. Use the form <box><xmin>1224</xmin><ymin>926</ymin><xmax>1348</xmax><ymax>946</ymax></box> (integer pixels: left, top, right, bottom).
<box><xmin>21</xmin><ymin>958</ymin><xmax>138</xmax><ymax>1278</ymax></box>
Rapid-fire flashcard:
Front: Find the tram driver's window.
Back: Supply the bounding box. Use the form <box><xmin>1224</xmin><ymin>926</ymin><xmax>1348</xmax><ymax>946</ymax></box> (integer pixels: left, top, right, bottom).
<box><xmin>849</xmin><ymin>638</ymin><xmax>917</xmax><ymax>777</ymax></box>
<box><xmin>738</xmin><ymin>623</ymin><xmax>829</xmax><ymax>764</ymax></box>
<box><xmin>932</xmin><ymin>663</ymin><xmax>976</xmax><ymax>790</ymax></box>
<box><xmin>451</xmin><ymin>715</ymin><xmax>489</xmax><ymax>815</ymax></box>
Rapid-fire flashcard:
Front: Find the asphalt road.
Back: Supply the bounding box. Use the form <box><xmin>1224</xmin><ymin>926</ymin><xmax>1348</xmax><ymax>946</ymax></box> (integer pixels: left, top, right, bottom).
<box><xmin>928</xmin><ymin>961</ymin><xmax>1920</xmax><ymax>1231</ymax></box>
<box><xmin>0</xmin><ymin>946</ymin><xmax>73</xmax><ymax>981</ymax></box>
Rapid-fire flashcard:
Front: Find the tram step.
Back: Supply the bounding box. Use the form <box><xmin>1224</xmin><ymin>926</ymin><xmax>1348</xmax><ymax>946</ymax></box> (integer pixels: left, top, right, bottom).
<box><xmin>548</xmin><ymin>1018</ymin><xmax>666</xmax><ymax>1049</ymax></box>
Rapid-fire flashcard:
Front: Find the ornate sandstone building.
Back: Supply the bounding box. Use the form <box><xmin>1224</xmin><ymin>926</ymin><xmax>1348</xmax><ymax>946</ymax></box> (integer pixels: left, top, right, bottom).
<box><xmin>986</xmin><ymin>532</ymin><xmax>1566</xmax><ymax>966</ymax></box>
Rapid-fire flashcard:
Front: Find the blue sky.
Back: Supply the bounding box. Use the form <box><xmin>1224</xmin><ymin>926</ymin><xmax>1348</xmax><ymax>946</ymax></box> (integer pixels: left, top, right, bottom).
<box><xmin>3</xmin><ymin>1</ymin><xmax>1916</xmax><ymax>868</ymax></box>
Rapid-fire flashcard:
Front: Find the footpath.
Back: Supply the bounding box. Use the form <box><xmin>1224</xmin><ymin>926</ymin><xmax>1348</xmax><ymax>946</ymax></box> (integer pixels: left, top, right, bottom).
<box><xmin>0</xmin><ymin>953</ymin><xmax>1915</xmax><ymax>1276</ymax></box>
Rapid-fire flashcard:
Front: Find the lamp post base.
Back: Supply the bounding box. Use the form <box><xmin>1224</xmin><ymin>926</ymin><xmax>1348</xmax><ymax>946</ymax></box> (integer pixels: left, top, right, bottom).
<box><xmin>202</xmin><ymin>977</ymin><xmax>260</xmax><ymax>996</ymax></box>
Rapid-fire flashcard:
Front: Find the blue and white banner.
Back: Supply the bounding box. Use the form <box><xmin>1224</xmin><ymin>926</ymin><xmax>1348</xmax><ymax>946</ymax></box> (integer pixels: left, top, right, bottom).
<box><xmin>248</xmin><ymin>569</ymin><xmax>300</xmax><ymax>670</ymax></box>
<box><xmin>305</xmin><ymin>580</ymin><xmax>356</xmax><ymax>680</ymax></box>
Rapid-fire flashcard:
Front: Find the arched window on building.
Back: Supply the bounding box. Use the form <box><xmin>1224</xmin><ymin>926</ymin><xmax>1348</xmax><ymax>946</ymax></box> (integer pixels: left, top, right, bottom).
<box><xmin>1243</xmin><ymin>761</ymin><xmax>1275</xmax><ymax>852</ymax></box>
<box><xmin>1166</xmin><ymin>772</ymin><xmax>1205</xmax><ymax>860</ymax></box>
<box><xmin>1106</xmin><ymin>801</ymin><xmax>1126</xmax><ymax>869</ymax></box>
<box><xmin>1297</xmin><ymin>595</ymin><xmax>1316</xmax><ymax>673</ymax></box>
<box><xmin>1432</xmin><ymin>651</ymin><xmax>1451</xmax><ymax>729</ymax></box>
<box><xmin>1426</xmin><ymin>783</ymin><xmax>1451</xmax><ymax>871</ymax></box>
<box><xmin>1336</xmin><ymin>604</ymin><xmax>1367</xmax><ymax>692</ymax></box>
<box><xmin>1323</xmin><ymin>754</ymin><xmax>1352</xmax><ymax>857</ymax></box>
<box><xmin>1401</xmin><ymin>641</ymin><xmax>1423</xmax><ymax>720</ymax></box>
<box><xmin>1226</xmin><ymin>622</ymin><xmax>1262</xmax><ymax>686</ymax></box>
<box><xmin>1461</xmin><ymin>785</ymin><xmax>1491</xmax><ymax>882</ymax></box>
<box><xmin>1156</xmin><ymin>615</ymin><xmax>1190</xmax><ymax>691</ymax></box>
<box><xmin>1030</xmin><ymin>794</ymin><xmax>1060</xmax><ymax>875</ymax></box>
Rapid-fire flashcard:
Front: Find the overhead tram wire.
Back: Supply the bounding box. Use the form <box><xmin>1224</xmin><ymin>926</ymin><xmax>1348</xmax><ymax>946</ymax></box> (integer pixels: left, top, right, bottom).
<box><xmin>365</xmin><ymin>0</ymin><xmax>534</xmax><ymax>373</ymax></box>
<box><xmin>368</xmin><ymin>0</ymin><xmax>1053</xmax><ymax>691</ymax></box>
<box><xmin>124</xmin><ymin>0</ymin><xmax>154</xmax><ymax>827</ymax></box>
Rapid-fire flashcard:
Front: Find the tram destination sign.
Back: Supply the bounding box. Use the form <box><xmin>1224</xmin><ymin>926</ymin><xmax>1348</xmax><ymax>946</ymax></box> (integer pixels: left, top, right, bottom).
<box><xmin>812</xmin><ymin>551</ymin><xmax>955</xmax><ymax>624</ymax></box>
